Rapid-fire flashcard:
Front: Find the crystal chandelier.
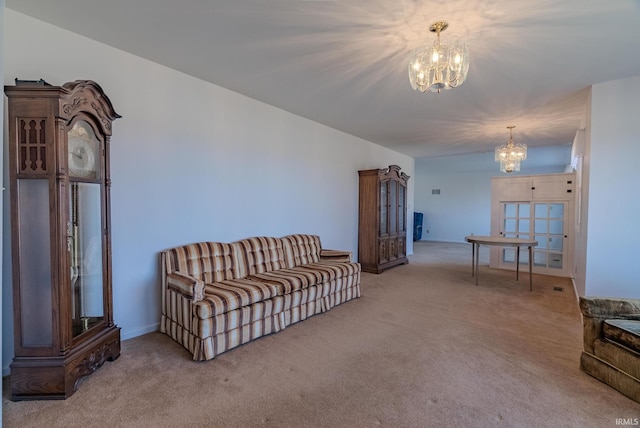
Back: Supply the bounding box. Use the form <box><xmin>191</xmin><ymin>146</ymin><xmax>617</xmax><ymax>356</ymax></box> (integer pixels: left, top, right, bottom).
<box><xmin>408</xmin><ymin>21</ymin><xmax>469</xmax><ymax>93</ymax></box>
<box><xmin>495</xmin><ymin>126</ymin><xmax>527</xmax><ymax>173</ymax></box>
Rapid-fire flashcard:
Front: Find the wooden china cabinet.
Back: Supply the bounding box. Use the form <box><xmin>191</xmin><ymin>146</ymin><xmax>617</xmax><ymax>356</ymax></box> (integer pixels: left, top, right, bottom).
<box><xmin>5</xmin><ymin>79</ymin><xmax>121</xmax><ymax>400</ymax></box>
<box><xmin>358</xmin><ymin>165</ymin><xmax>409</xmax><ymax>273</ymax></box>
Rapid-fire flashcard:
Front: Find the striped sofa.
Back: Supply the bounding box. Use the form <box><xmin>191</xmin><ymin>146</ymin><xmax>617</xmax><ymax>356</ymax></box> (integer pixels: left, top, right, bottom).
<box><xmin>160</xmin><ymin>234</ymin><xmax>361</xmax><ymax>360</ymax></box>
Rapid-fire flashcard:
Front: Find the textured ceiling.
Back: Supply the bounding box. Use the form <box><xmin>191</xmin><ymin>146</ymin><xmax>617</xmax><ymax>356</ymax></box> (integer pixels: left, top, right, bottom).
<box><xmin>7</xmin><ymin>0</ymin><xmax>640</xmax><ymax>159</ymax></box>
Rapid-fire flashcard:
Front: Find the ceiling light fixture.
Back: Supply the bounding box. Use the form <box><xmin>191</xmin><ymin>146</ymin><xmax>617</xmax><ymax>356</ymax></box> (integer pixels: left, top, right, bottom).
<box><xmin>408</xmin><ymin>21</ymin><xmax>469</xmax><ymax>93</ymax></box>
<box><xmin>495</xmin><ymin>126</ymin><xmax>527</xmax><ymax>173</ymax></box>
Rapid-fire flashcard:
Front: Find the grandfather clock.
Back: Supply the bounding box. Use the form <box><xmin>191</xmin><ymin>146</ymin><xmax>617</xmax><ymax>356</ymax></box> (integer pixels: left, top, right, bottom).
<box><xmin>5</xmin><ymin>79</ymin><xmax>121</xmax><ymax>400</ymax></box>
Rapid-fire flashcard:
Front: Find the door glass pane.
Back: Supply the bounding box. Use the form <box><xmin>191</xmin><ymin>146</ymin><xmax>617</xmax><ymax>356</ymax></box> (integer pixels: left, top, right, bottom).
<box><xmin>549</xmin><ymin>220</ymin><xmax>563</xmax><ymax>234</ymax></box>
<box><xmin>533</xmin><ymin>251</ymin><xmax>547</xmax><ymax>267</ymax></box>
<box><xmin>505</xmin><ymin>204</ymin><xmax>516</xmax><ymax>217</ymax></box>
<box><xmin>534</xmin><ymin>220</ymin><xmax>547</xmax><ymax>233</ymax></box>
<box><xmin>535</xmin><ymin>235</ymin><xmax>548</xmax><ymax>249</ymax></box>
<box><xmin>503</xmin><ymin>248</ymin><xmax>531</xmax><ymax>264</ymax></box>
<box><xmin>18</xmin><ymin>179</ymin><xmax>53</xmax><ymax>346</ymax></box>
<box><xmin>518</xmin><ymin>219</ymin><xmax>530</xmax><ymax>233</ymax></box>
<box><xmin>70</xmin><ymin>182</ymin><xmax>105</xmax><ymax>337</ymax></box>
<box><xmin>534</xmin><ymin>204</ymin><xmax>548</xmax><ymax>218</ymax></box>
<box><xmin>548</xmin><ymin>253</ymin><xmax>563</xmax><ymax>268</ymax></box>
<box><xmin>549</xmin><ymin>236</ymin><xmax>563</xmax><ymax>251</ymax></box>
<box><xmin>549</xmin><ymin>204</ymin><xmax>564</xmax><ymax>219</ymax></box>
<box><xmin>518</xmin><ymin>204</ymin><xmax>530</xmax><ymax>218</ymax></box>
<box><xmin>502</xmin><ymin>248</ymin><xmax>515</xmax><ymax>263</ymax></box>
<box><xmin>504</xmin><ymin>219</ymin><xmax>516</xmax><ymax>232</ymax></box>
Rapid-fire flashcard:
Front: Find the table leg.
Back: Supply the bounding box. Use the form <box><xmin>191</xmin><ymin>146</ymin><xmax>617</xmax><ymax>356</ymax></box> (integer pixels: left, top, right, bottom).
<box><xmin>516</xmin><ymin>246</ymin><xmax>520</xmax><ymax>281</ymax></box>
<box><xmin>528</xmin><ymin>245</ymin><xmax>533</xmax><ymax>291</ymax></box>
<box><xmin>475</xmin><ymin>243</ymin><xmax>479</xmax><ymax>286</ymax></box>
<box><xmin>471</xmin><ymin>241</ymin><xmax>475</xmax><ymax>277</ymax></box>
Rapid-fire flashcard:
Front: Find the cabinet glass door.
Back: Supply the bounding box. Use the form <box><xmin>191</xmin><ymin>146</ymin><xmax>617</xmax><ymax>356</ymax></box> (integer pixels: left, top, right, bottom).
<box><xmin>500</xmin><ymin>202</ymin><xmax>531</xmax><ymax>264</ymax></box>
<box><xmin>69</xmin><ymin>182</ymin><xmax>105</xmax><ymax>337</ymax></box>
<box><xmin>533</xmin><ymin>203</ymin><xmax>565</xmax><ymax>270</ymax></box>
<box><xmin>389</xmin><ymin>180</ymin><xmax>397</xmax><ymax>235</ymax></box>
<box><xmin>498</xmin><ymin>201</ymin><xmax>569</xmax><ymax>275</ymax></box>
<box><xmin>379</xmin><ymin>181</ymin><xmax>388</xmax><ymax>235</ymax></box>
<box><xmin>398</xmin><ymin>185</ymin><xmax>406</xmax><ymax>232</ymax></box>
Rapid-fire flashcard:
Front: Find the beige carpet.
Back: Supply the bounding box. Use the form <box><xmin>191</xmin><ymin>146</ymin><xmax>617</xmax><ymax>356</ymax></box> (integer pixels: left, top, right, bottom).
<box><xmin>3</xmin><ymin>241</ymin><xmax>639</xmax><ymax>427</ymax></box>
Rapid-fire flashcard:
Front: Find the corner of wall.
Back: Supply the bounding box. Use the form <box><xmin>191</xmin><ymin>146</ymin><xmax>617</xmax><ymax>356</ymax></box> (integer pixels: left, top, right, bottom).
<box><xmin>1</xmin><ymin>0</ymin><xmax>7</xmax><ymax>379</ymax></box>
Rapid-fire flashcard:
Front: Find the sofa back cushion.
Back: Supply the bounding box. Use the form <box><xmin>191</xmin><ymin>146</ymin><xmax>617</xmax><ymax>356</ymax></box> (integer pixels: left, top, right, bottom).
<box><xmin>282</xmin><ymin>234</ymin><xmax>322</xmax><ymax>267</ymax></box>
<box><xmin>234</xmin><ymin>236</ymin><xmax>287</xmax><ymax>277</ymax></box>
<box><xmin>165</xmin><ymin>242</ymin><xmax>236</xmax><ymax>283</ymax></box>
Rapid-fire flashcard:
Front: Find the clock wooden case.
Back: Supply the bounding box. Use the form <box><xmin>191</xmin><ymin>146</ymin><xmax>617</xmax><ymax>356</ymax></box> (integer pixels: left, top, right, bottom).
<box><xmin>5</xmin><ymin>79</ymin><xmax>121</xmax><ymax>400</ymax></box>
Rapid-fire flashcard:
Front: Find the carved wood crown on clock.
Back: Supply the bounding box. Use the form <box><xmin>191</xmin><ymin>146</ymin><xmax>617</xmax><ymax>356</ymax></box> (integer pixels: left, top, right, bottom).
<box><xmin>61</xmin><ymin>80</ymin><xmax>122</xmax><ymax>135</ymax></box>
<box><xmin>14</xmin><ymin>79</ymin><xmax>121</xmax><ymax>176</ymax></box>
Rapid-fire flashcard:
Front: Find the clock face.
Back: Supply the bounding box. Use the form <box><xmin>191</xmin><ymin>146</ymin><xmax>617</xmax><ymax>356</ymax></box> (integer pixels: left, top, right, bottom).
<box><xmin>68</xmin><ymin>120</ymin><xmax>99</xmax><ymax>179</ymax></box>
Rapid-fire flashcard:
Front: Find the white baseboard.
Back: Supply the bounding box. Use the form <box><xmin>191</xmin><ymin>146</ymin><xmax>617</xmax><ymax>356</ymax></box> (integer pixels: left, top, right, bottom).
<box><xmin>571</xmin><ymin>277</ymin><xmax>581</xmax><ymax>305</ymax></box>
<box><xmin>416</xmin><ymin>238</ymin><xmax>468</xmax><ymax>244</ymax></box>
<box><xmin>121</xmin><ymin>322</ymin><xmax>160</xmax><ymax>341</ymax></box>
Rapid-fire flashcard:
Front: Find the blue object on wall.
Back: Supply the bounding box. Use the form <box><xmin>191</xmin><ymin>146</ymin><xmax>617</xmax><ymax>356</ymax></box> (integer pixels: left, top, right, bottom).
<box><xmin>413</xmin><ymin>212</ymin><xmax>424</xmax><ymax>241</ymax></box>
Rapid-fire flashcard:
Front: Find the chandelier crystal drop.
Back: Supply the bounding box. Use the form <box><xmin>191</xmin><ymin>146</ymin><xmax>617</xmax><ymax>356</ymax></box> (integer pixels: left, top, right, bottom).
<box><xmin>408</xmin><ymin>21</ymin><xmax>470</xmax><ymax>93</ymax></box>
<box><xmin>495</xmin><ymin>126</ymin><xmax>527</xmax><ymax>173</ymax></box>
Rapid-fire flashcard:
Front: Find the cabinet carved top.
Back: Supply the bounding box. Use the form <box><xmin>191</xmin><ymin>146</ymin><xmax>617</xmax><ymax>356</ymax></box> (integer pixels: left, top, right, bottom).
<box><xmin>358</xmin><ymin>164</ymin><xmax>410</xmax><ymax>182</ymax></box>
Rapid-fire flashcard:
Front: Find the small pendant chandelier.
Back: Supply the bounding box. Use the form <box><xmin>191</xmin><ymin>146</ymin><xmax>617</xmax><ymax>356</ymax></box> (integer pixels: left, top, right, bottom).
<box><xmin>495</xmin><ymin>126</ymin><xmax>527</xmax><ymax>173</ymax></box>
<box><xmin>408</xmin><ymin>21</ymin><xmax>470</xmax><ymax>93</ymax></box>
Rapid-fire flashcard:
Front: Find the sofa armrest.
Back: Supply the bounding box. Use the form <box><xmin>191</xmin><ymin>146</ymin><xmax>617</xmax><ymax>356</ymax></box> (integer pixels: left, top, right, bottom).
<box><xmin>166</xmin><ymin>272</ymin><xmax>205</xmax><ymax>302</ymax></box>
<box><xmin>579</xmin><ymin>297</ymin><xmax>640</xmax><ymax>319</ymax></box>
<box><xmin>320</xmin><ymin>249</ymin><xmax>352</xmax><ymax>263</ymax></box>
<box><xmin>579</xmin><ymin>297</ymin><xmax>640</xmax><ymax>354</ymax></box>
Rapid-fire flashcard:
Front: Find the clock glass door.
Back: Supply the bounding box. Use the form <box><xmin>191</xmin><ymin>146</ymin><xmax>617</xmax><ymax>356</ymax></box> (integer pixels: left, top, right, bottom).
<box><xmin>69</xmin><ymin>183</ymin><xmax>104</xmax><ymax>336</ymax></box>
<box><xmin>68</xmin><ymin>120</ymin><xmax>105</xmax><ymax>337</ymax></box>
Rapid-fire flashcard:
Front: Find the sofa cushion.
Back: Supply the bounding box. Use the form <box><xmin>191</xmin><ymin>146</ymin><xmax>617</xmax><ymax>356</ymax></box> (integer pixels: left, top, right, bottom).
<box><xmin>249</xmin><ymin>262</ymin><xmax>360</xmax><ymax>295</ymax></box>
<box><xmin>603</xmin><ymin>319</ymin><xmax>640</xmax><ymax>354</ymax></box>
<box><xmin>235</xmin><ymin>236</ymin><xmax>287</xmax><ymax>277</ymax></box>
<box><xmin>194</xmin><ymin>278</ymin><xmax>280</xmax><ymax>318</ymax></box>
<box><xmin>282</xmin><ymin>234</ymin><xmax>322</xmax><ymax>267</ymax></box>
<box><xmin>166</xmin><ymin>242</ymin><xmax>236</xmax><ymax>282</ymax></box>
<box><xmin>292</xmin><ymin>261</ymin><xmax>360</xmax><ymax>281</ymax></box>
<box><xmin>249</xmin><ymin>269</ymin><xmax>314</xmax><ymax>294</ymax></box>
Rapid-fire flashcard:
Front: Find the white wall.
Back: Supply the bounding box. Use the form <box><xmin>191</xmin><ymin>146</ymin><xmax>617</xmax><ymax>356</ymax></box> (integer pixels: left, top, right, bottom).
<box><xmin>571</xmin><ymin>100</ymin><xmax>591</xmax><ymax>298</ymax></box>
<box><xmin>1</xmin><ymin>9</ymin><xmax>414</xmax><ymax>374</ymax></box>
<box><xmin>414</xmin><ymin>147</ymin><xmax>571</xmax><ymax>243</ymax></box>
<box><xmin>584</xmin><ymin>75</ymin><xmax>640</xmax><ymax>298</ymax></box>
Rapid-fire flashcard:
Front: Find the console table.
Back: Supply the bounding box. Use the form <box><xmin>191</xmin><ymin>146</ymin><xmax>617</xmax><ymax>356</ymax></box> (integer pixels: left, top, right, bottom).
<box><xmin>464</xmin><ymin>236</ymin><xmax>538</xmax><ymax>291</ymax></box>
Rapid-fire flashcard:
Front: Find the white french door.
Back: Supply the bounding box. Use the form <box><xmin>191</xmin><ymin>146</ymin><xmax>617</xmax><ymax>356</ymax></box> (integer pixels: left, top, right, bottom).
<box><xmin>498</xmin><ymin>201</ymin><xmax>571</xmax><ymax>276</ymax></box>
